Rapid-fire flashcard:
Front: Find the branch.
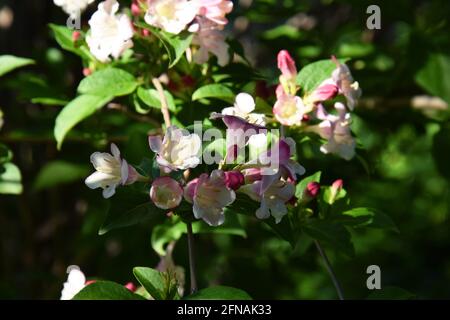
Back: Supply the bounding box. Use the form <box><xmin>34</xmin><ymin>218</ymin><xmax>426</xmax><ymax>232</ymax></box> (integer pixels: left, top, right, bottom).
<box><xmin>152</xmin><ymin>77</ymin><xmax>172</xmax><ymax>128</ymax></box>
<box><xmin>186</xmin><ymin>222</ymin><xmax>198</xmax><ymax>294</ymax></box>
<box><xmin>314</xmin><ymin>240</ymin><xmax>345</xmax><ymax>300</ymax></box>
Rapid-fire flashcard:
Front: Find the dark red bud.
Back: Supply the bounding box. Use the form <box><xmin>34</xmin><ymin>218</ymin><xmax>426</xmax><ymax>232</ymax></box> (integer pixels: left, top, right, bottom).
<box><xmin>224</xmin><ymin>171</ymin><xmax>245</xmax><ymax>190</ymax></box>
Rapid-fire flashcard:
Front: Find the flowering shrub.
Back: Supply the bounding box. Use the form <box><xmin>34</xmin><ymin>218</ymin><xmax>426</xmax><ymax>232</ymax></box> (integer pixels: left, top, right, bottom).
<box><xmin>0</xmin><ymin>0</ymin><xmax>406</xmax><ymax>300</ymax></box>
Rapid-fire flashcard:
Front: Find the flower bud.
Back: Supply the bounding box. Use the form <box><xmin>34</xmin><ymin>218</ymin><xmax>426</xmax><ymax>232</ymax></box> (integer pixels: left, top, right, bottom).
<box><xmin>83</xmin><ymin>68</ymin><xmax>92</xmax><ymax>77</ymax></box>
<box><xmin>124</xmin><ymin>282</ymin><xmax>137</xmax><ymax>292</ymax></box>
<box><xmin>224</xmin><ymin>171</ymin><xmax>245</xmax><ymax>190</ymax></box>
<box><xmin>277</xmin><ymin>50</ymin><xmax>297</xmax><ymax>80</ymax></box>
<box><xmin>329</xmin><ymin>179</ymin><xmax>343</xmax><ymax>203</ymax></box>
<box><xmin>72</xmin><ymin>31</ymin><xmax>81</xmax><ymax>42</ymax></box>
<box><xmin>303</xmin><ymin>182</ymin><xmax>320</xmax><ymax>202</ymax></box>
<box><xmin>85</xmin><ymin>280</ymin><xmax>96</xmax><ymax>286</ymax></box>
<box><xmin>150</xmin><ymin>177</ymin><xmax>183</xmax><ymax>210</ymax></box>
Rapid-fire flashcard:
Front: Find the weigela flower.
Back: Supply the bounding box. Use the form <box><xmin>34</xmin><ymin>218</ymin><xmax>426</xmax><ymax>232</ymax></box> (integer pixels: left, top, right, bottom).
<box><xmin>240</xmin><ymin>179</ymin><xmax>295</xmax><ymax>224</ymax></box>
<box><xmin>221</xmin><ymin>92</ymin><xmax>266</xmax><ymax>126</ymax></box>
<box><xmin>86</xmin><ymin>0</ymin><xmax>134</xmax><ymax>63</ymax></box>
<box><xmin>150</xmin><ymin>176</ymin><xmax>183</xmax><ymax>209</ymax></box>
<box><xmin>312</xmin><ymin>103</ymin><xmax>356</xmax><ymax>160</ymax></box>
<box><xmin>145</xmin><ymin>0</ymin><xmax>197</xmax><ymax>35</ymax></box>
<box><xmin>149</xmin><ymin>126</ymin><xmax>202</xmax><ymax>172</ymax></box>
<box><xmin>85</xmin><ymin>143</ymin><xmax>138</xmax><ymax>199</ymax></box>
<box><xmin>193</xmin><ymin>0</ymin><xmax>233</xmax><ymax>26</ymax></box>
<box><xmin>184</xmin><ymin>170</ymin><xmax>236</xmax><ymax>226</ymax></box>
<box><xmin>53</xmin><ymin>0</ymin><xmax>94</xmax><ymax>18</ymax></box>
<box><xmin>306</xmin><ymin>79</ymin><xmax>339</xmax><ymax>105</ymax></box>
<box><xmin>60</xmin><ymin>265</ymin><xmax>86</xmax><ymax>300</ymax></box>
<box><xmin>192</xmin><ymin>18</ymin><xmax>230</xmax><ymax>66</ymax></box>
<box><xmin>277</xmin><ymin>50</ymin><xmax>298</xmax><ymax>96</ymax></box>
<box><xmin>273</xmin><ymin>91</ymin><xmax>306</xmax><ymax>126</ymax></box>
<box><xmin>332</xmin><ymin>58</ymin><xmax>361</xmax><ymax>110</ymax></box>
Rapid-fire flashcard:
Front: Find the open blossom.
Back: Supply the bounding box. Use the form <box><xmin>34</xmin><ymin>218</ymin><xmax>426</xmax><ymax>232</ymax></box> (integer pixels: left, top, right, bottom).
<box><xmin>312</xmin><ymin>103</ymin><xmax>356</xmax><ymax>160</ymax></box>
<box><xmin>184</xmin><ymin>170</ymin><xmax>236</xmax><ymax>226</ymax></box>
<box><xmin>332</xmin><ymin>58</ymin><xmax>361</xmax><ymax>110</ymax></box>
<box><xmin>85</xmin><ymin>143</ymin><xmax>138</xmax><ymax>199</ymax></box>
<box><xmin>273</xmin><ymin>91</ymin><xmax>306</xmax><ymax>126</ymax></box>
<box><xmin>145</xmin><ymin>0</ymin><xmax>197</xmax><ymax>34</ymax></box>
<box><xmin>149</xmin><ymin>126</ymin><xmax>202</xmax><ymax>172</ymax></box>
<box><xmin>192</xmin><ymin>18</ymin><xmax>230</xmax><ymax>66</ymax></box>
<box><xmin>60</xmin><ymin>265</ymin><xmax>86</xmax><ymax>300</ymax></box>
<box><xmin>150</xmin><ymin>176</ymin><xmax>183</xmax><ymax>209</ymax></box>
<box><xmin>221</xmin><ymin>92</ymin><xmax>266</xmax><ymax>126</ymax></box>
<box><xmin>53</xmin><ymin>0</ymin><xmax>94</xmax><ymax>18</ymax></box>
<box><xmin>86</xmin><ymin>0</ymin><xmax>134</xmax><ymax>63</ymax></box>
<box><xmin>240</xmin><ymin>179</ymin><xmax>295</xmax><ymax>224</ymax></box>
<box><xmin>193</xmin><ymin>0</ymin><xmax>233</xmax><ymax>25</ymax></box>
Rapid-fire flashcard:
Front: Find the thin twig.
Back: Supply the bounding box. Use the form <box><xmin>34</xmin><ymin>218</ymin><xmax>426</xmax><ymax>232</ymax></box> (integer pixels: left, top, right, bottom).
<box><xmin>186</xmin><ymin>222</ymin><xmax>198</xmax><ymax>294</ymax></box>
<box><xmin>152</xmin><ymin>77</ymin><xmax>172</xmax><ymax>128</ymax></box>
<box><xmin>314</xmin><ymin>240</ymin><xmax>345</xmax><ymax>300</ymax></box>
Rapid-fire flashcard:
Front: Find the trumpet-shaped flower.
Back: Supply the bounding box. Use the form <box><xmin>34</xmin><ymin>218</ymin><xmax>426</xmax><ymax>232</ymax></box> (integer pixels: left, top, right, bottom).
<box><xmin>312</xmin><ymin>103</ymin><xmax>356</xmax><ymax>160</ymax></box>
<box><xmin>332</xmin><ymin>58</ymin><xmax>361</xmax><ymax>110</ymax></box>
<box><xmin>150</xmin><ymin>176</ymin><xmax>183</xmax><ymax>209</ymax></box>
<box><xmin>184</xmin><ymin>170</ymin><xmax>235</xmax><ymax>226</ymax></box>
<box><xmin>273</xmin><ymin>92</ymin><xmax>306</xmax><ymax>126</ymax></box>
<box><xmin>86</xmin><ymin>0</ymin><xmax>134</xmax><ymax>63</ymax></box>
<box><xmin>240</xmin><ymin>179</ymin><xmax>295</xmax><ymax>224</ymax></box>
<box><xmin>193</xmin><ymin>0</ymin><xmax>233</xmax><ymax>25</ymax></box>
<box><xmin>85</xmin><ymin>143</ymin><xmax>138</xmax><ymax>199</ymax></box>
<box><xmin>145</xmin><ymin>0</ymin><xmax>197</xmax><ymax>34</ymax></box>
<box><xmin>60</xmin><ymin>265</ymin><xmax>86</xmax><ymax>300</ymax></box>
<box><xmin>149</xmin><ymin>126</ymin><xmax>202</xmax><ymax>172</ymax></box>
<box><xmin>53</xmin><ymin>0</ymin><xmax>94</xmax><ymax>18</ymax></box>
<box><xmin>221</xmin><ymin>92</ymin><xmax>266</xmax><ymax>126</ymax></box>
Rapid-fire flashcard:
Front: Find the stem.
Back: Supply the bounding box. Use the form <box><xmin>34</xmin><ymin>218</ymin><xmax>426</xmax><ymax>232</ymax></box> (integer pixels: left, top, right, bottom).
<box><xmin>186</xmin><ymin>222</ymin><xmax>198</xmax><ymax>294</ymax></box>
<box><xmin>152</xmin><ymin>77</ymin><xmax>171</xmax><ymax>128</ymax></box>
<box><xmin>314</xmin><ymin>240</ymin><xmax>345</xmax><ymax>300</ymax></box>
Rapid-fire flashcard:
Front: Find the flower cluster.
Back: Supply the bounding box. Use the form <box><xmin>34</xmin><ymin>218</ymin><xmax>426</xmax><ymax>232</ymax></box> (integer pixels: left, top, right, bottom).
<box><xmin>272</xmin><ymin>51</ymin><xmax>361</xmax><ymax>160</ymax></box>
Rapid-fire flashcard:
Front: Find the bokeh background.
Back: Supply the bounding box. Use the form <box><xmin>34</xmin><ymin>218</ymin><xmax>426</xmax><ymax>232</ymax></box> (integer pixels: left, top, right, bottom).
<box><xmin>1</xmin><ymin>0</ymin><xmax>450</xmax><ymax>299</ymax></box>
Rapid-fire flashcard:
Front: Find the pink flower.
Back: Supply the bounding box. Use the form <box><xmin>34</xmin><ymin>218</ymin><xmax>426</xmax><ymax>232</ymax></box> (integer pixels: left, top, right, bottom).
<box><xmin>302</xmin><ymin>181</ymin><xmax>320</xmax><ymax>202</ymax></box>
<box><xmin>145</xmin><ymin>0</ymin><xmax>197</xmax><ymax>34</ymax></box>
<box><xmin>150</xmin><ymin>176</ymin><xmax>183</xmax><ymax>210</ymax></box>
<box><xmin>192</xmin><ymin>18</ymin><xmax>230</xmax><ymax>66</ymax></box>
<box><xmin>277</xmin><ymin>50</ymin><xmax>298</xmax><ymax>96</ymax></box>
<box><xmin>273</xmin><ymin>92</ymin><xmax>306</xmax><ymax>126</ymax></box>
<box><xmin>183</xmin><ymin>170</ymin><xmax>236</xmax><ymax>226</ymax></box>
<box><xmin>193</xmin><ymin>0</ymin><xmax>233</xmax><ymax>25</ymax></box>
<box><xmin>309</xmin><ymin>79</ymin><xmax>339</xmax><ymax>103</ymax></box>
<box><xmin>240</xmin><ymin>179</ymin><xmax>295</xmax><ymax>224</ymax></box>
<box><xmin>124</xmin><ymin>282</ymin><xmax>137</xmax><ymax>292</ymax></box>
<box><xmin>331</xmin><ymin>57</ymin><xmax>361</xmax><ymax>110</ymax></box>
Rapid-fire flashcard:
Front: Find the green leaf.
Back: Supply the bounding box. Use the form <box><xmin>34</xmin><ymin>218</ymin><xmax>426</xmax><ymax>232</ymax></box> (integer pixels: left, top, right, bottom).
<box><xmin>302</xmin><ymin>219</ymin><xmax>355</xmax><ymax>257</ymax></box>
<box><xmin>184</xmin><ymin>286</ymin><xmax>252</xmax><ymax>300</ymax></box>
<box><xmin>335</xmin><ymin>207</ymin><xmax>398</xmax><ymax>232</ymax></box>
<box><xmin>99</xmin><ymin>187</ymin><xmax>166</xmax><ymax>235</ymax></box>
<box><xmin>33</xmin><ymin>161</ymin><xmax>89</xmax><ymax>191</ymax></box>
<box><xmin>0</xmin><ymin>163</ymin><xmax>22</xmax><ymax>194</ymax></box>
<box><xmin>73</xmin><ymin>281</ymin><xmax>145</xmax><ymax>300</ymax></box>
<box><xmin>49</xmin><ymin>24</ymin><xmax>90</xmax><ymax>60</ymax></box>
<box><xmin>0</xmin><ymin>55</ymin><xmax>34</xmax><ymax>77</ymax></box>
<box><xmin>133</xmin><ymin>267</ymin><xmax>166</xmax><ymax>300</ymax></box>
<box><xmin>31</xmin><ymin>97</ymin><xmax>69</xmax><ymax>106</ymax></box>
<box><xmin>136</xmin><ymin>23</ymin><xmax>193</xmax><ymax>68</ymax></box>
<box><xmin>192</xmin><ymin>84</ymin><xmax>235</xmax><ymax>102</ymax></box>
<box><xmin>137</xmin><ymin>86</ymin><xmax>176</xmax><ymax>112</ymax></box>
<box><xmin>295</xmin><ymin>171</ymin><xmax>321</xmax><ymax>199</ymax></box>
<box><xmin>415</xmin><ymin>53</ymin><xmax>450</xmax><ymax>104</ymax></box>
<box><xmin>296</xmin><ymin>58</ymin><xmax>349</xmax><ymax>94</ymax></box>
<box><xmin>78</xmin><ymin>68</ymin><xmax>138</xmax><ymax>97</ymax></box>
<box><xmin>54</xmin><ymin>94</ymin><xmax>113</xmax><ymax>149</ymax></box>
<box><xmin>366</xmin><ymin>286</ymin><xmax>416</xmax><ymax>300</ymax></box>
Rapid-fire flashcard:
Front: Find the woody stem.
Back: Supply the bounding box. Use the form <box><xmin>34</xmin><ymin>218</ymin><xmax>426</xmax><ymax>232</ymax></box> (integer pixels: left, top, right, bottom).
<box><xmin>152</xmin><ymin>77</ymin><xmax>171</xmax><ymax>128</ymax></box>
<box><xmin>314</xmin><ymin>240</ymin><xmax>345</xmax><ymax>300</ymax></box>
<box><xmin>186</xmin><ymin>222</ymin><xmax>198</xmax><ymax>294</ymax></box>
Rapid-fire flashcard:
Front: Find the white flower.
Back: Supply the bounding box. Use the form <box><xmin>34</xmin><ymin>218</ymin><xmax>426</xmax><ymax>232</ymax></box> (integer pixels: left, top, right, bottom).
<box><xmin>86</xmin><ymin>0</ymin><xmax>134</xmax><ymax>62</ymax></box>
<box><xmin>273</xmin><ymin>92</ymin><xmax>306</xmax><ymax>126</ymax></box>
<box><xmin>150</xmin><ymin>176</ymin><xmax>183</xmax><ymax>209</ymax></box>
<box><xmin>85</xmin><ymin>143</ymin><xmax>137</xmax><ymax>199</ymax></box>
<box><xmin>149</xmin><ymin>126</ymin><xmax>202</xmax><ymax>172</ymax></box>
<box><xmin>314</xmin><ymin>103</ymin><xmax>356</xmax><ymax>160</ymax></box>
<box><xmin>240</xmin><ymin>179</ymin><xmax>295</xmax><ymax>224</ymax></box>
<box><xmin>193</xmin><ymin>0</ymin><xmax>233</xmax><ymax>25</ymax></box>
<box><xmin>60</xmin><ymin>265</ymin><xmax>86</xmax><ymax>300</ymax></box>
<box><xmin>184</xmin><ymin>170</ymin><xmax>236</xmax><ymax>226</ymax></box>
<box><xmin>192</xmin><ymin>18</ymin><xmax>230</xmax><ymax>66</ymax></box>
<box><xmin>221</xmin><ymin>92</ymin><xmax>266</xmax><ymax>126</ymax></box>
<box><xmin>145</xmin><ymin>0</ymin><xmax>197</xmax><ymax>34</ymax></box>
<box><xmin>54</xmin><ymin>0</ymin><xmax>94</xmax><ymax>18</ymax></box>
<box><xmin>332</xmin><ymin>60</ymin><xmax>362</xmax><ymax>110</ymax></box>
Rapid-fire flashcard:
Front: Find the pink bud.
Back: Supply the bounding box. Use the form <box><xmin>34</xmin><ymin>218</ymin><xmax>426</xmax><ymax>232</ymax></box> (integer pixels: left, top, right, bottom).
<box><xmin>224</xmin><ymin>171</ymin><xmax>245</xmax><ymax>190</ymax></box>
<box><xmin>85</xmin><ymin>280</ymin><xmax>96</xmax><ymax>286</ymax></box>
<box><xmin>332</xmin><ymin>179</ymin><xmax>343</xmax><ymax>191</ymax></box>
<box><xmin>72</xmin><ymin>31</ymin><xmax>81</xmax><ymax>42</ymax></box>
<box><xmin>150</xmin><ymin>177</ymin><xmax>183</xmax><ymax>210</ymax></box>
<box><xmin>305</xmin><ymin>182</ymin><xmax>320</xmax><ymax>198</ymax></box>
<box><xmin>302</xmin><ymin>114</ymin><xmax>310</xmax><ymax>122</ymax></box>
<box><xmin>277</xmin><ymin>50</ymin><xmax>297</xmax><ymax>79</ymax></box>
<box><xmin>131</xmin><ymin>2</ymin><xmax>141</xmax><ymax>16</ymax></box>
<box><xmin>124</xmin><ymin>282</ymin><xmax>137</xmax><ymax>292</ymax></box>
<box><xmin>83</xmin><ymin>68</ymin><xmax>92</xmax><ymax>77</ymax></box>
